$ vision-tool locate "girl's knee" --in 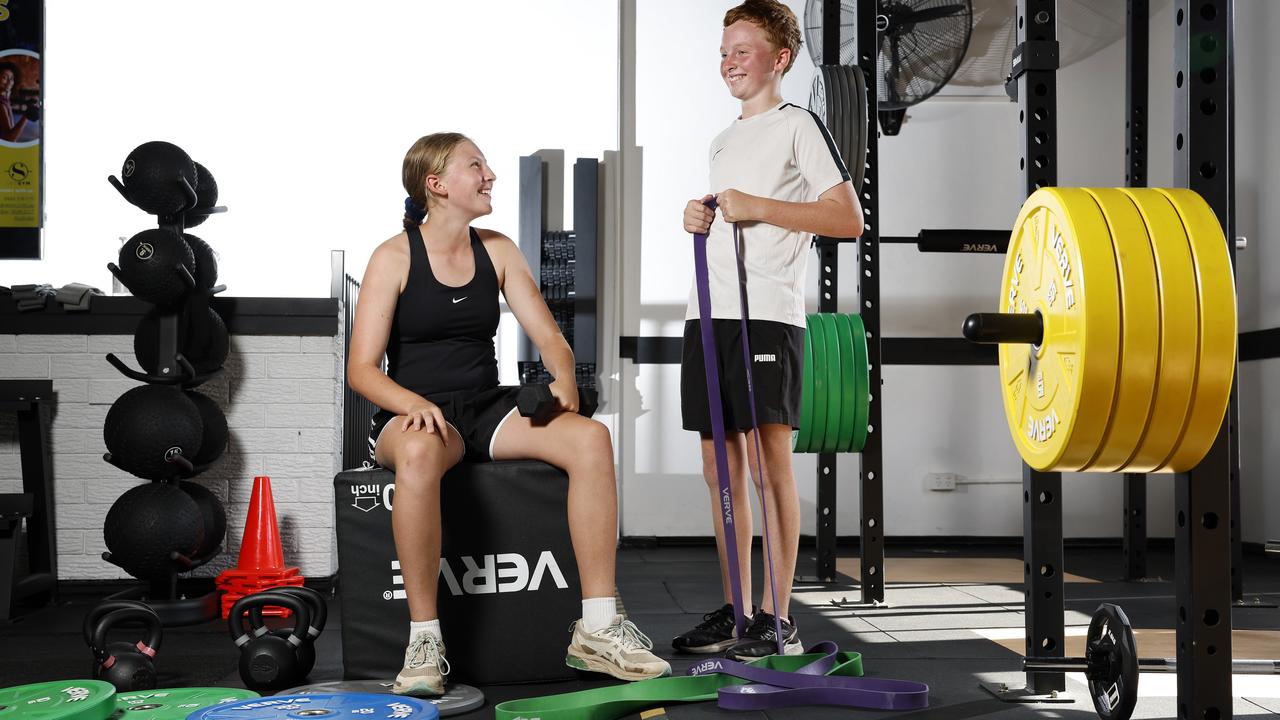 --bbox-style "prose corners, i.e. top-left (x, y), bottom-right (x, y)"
top-left (393, 436), bottom-right (451, 479)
